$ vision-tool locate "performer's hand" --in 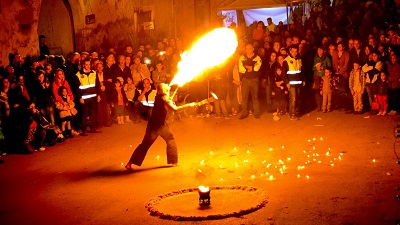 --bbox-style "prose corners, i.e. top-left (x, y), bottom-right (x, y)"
top-left (97, 96), bottom-right (101, 102)
top-left (80, 98), bottom-right (84, 104)
top-left (286, 84), bottom-right (290, 89)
